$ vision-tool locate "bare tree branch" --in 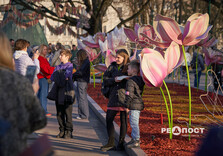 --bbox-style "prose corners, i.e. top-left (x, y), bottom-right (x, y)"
top-left (111, 4), bottom-right (128, 28)
top-left (115, 0), bottom-right (150, 28)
